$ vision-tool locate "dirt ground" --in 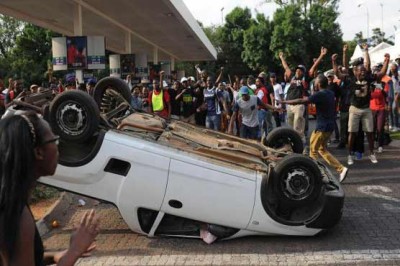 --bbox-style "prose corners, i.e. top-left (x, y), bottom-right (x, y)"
top-left (30, 197), bottom-right (59, 221)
